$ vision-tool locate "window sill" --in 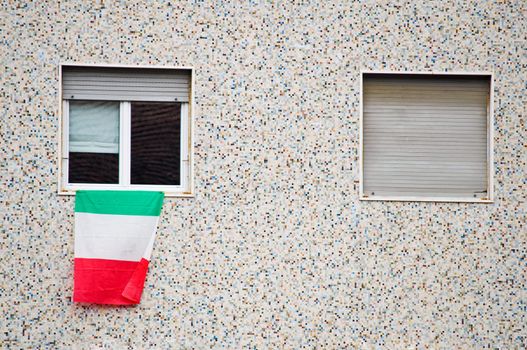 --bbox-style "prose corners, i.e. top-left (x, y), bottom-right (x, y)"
top-left (58, 189), bottom-right (195, 198)
top-left (359, 195), bottom-right (493, 204)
